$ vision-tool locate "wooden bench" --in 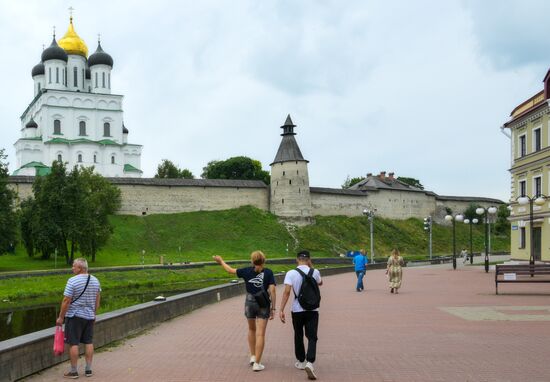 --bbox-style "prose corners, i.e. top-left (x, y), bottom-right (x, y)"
top-left (495, 264), bottom-right (550, 294)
